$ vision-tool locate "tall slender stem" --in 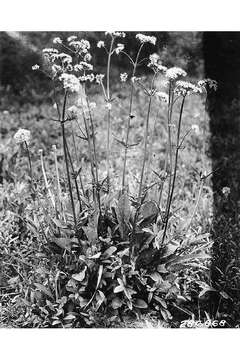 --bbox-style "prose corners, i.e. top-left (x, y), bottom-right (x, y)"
top-left (86, 97), bottom-right (101, 212)
top-left (161, 95), bottom-right (186, 244)
top-left (24, 141), bottom-right (33, 190)
top-left (61, 91), bottom-right (77, 228)
top-left (65, 140), bottom-right (82, 213)
top-left (165, 83), bottom-right (174, 213)
top-left (185, 177), bottom-right (204, 232)
top-left (106, 37), bottom-right (114, 192)
top-left (122, 44), bottom-right (144, 191)
top-left (138, 95), bottom-right (152, 199)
